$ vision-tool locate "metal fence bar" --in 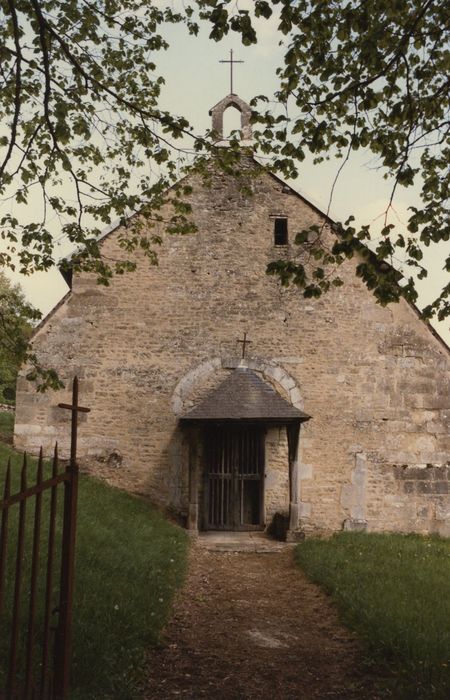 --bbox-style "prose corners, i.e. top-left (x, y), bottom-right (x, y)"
top-left (53, 460), bottom-right (78, 700)
top-left (41, 444), bottom-right (59, 698)
top-left (0, 460), bottom-right (11, 624)
top-left (2, 472), bottom-right (70, 509)
top-left (54, 376), bottom-right (88, 700)
top-left (24, 449), bottom-right (44, 699)
top-left (7, 455), bottom-right (28, 698)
